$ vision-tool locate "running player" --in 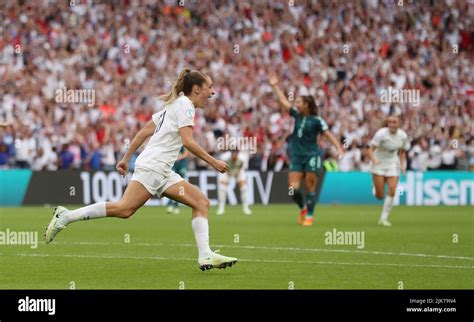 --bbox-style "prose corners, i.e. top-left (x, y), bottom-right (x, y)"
top-left (166, 147), bottom-right (189, 215)
top-left (217, 149), bottom-right (252, 215)
top-left (269, 75), bottom-right (344, 226)
top-left (368, 115), bottom-right (409, 226)
top-left (45, 68), bottom-right (238, 271)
